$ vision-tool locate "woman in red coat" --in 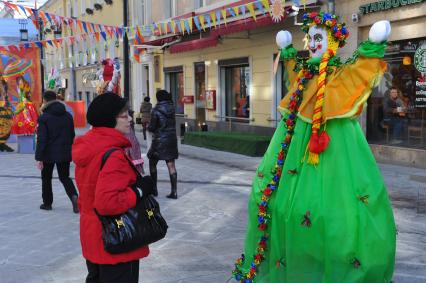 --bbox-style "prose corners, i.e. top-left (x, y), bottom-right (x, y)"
top-left (73, 93), bottom-right (153, 283)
